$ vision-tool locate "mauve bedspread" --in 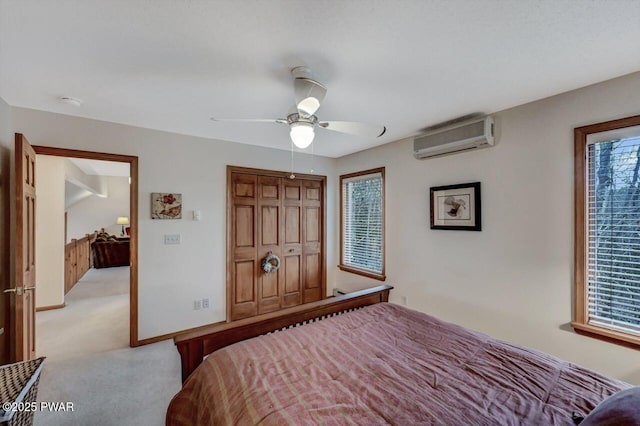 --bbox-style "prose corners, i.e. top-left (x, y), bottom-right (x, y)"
top-left (166, 303), bottom-right (629, 425)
